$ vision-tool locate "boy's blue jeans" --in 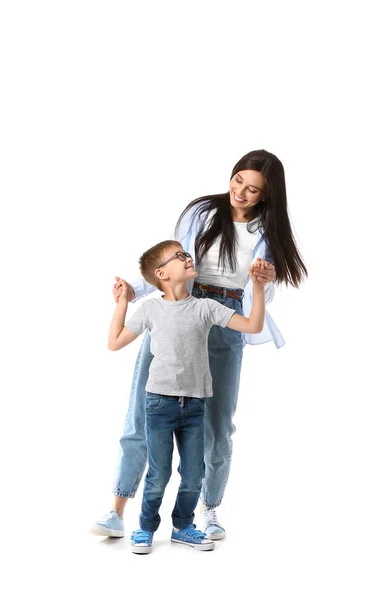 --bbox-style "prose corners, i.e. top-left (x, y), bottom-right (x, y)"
top-left (140, 392), bottom-right (205, 532)
top-left (112, 287), bottom-right (244, 508)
